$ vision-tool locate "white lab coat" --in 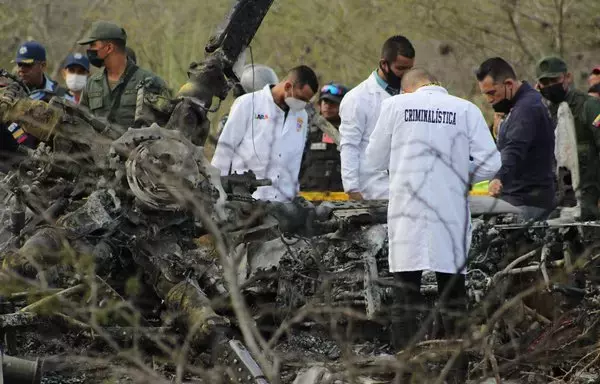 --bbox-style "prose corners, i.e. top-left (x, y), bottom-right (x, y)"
top-left (211, 85), bottom-right (308, 201)
top-left (339, 73), bottom-right (391, 199)
top-left (365, 85), bottom-right (501, 274)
